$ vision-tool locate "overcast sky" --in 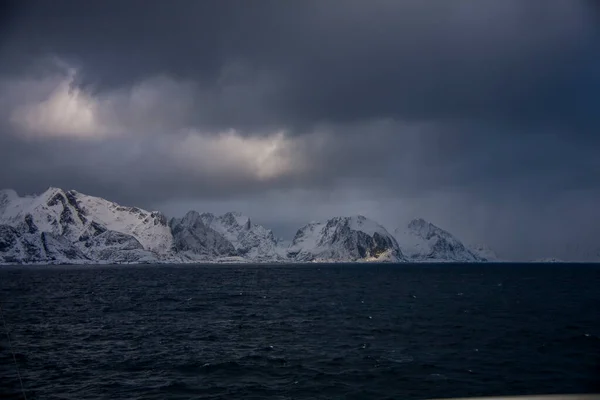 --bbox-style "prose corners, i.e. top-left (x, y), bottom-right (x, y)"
top-left (1, 0), bottom-right (599, 260)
